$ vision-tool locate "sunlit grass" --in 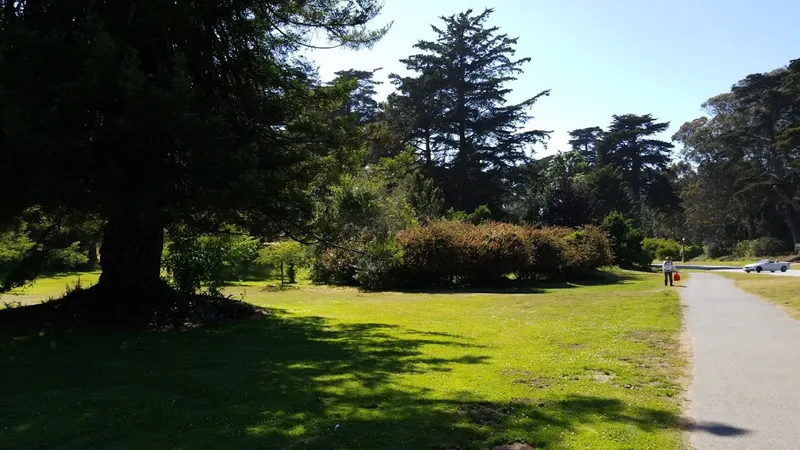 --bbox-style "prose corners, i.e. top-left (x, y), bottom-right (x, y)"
top-left (674, 256), bottom-right (796, 267)
top-left (1, 271), bottom-right (101, 306)
top-left (716, 272), bottom-right (800, 321)
top-left (0, 269), bottom-right (686, 449)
